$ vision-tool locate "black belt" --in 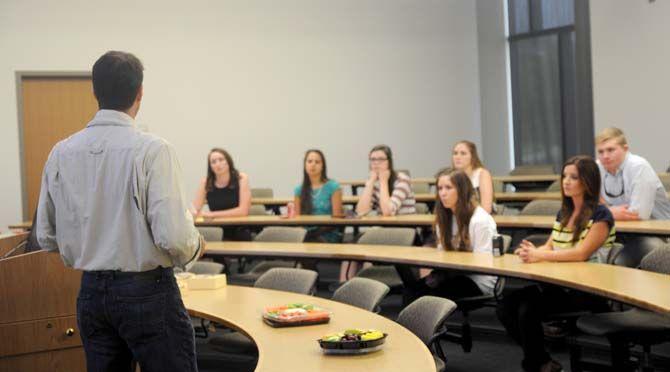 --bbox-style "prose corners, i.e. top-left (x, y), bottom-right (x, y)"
top-left (83, 266), bottom-right (172, 280)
